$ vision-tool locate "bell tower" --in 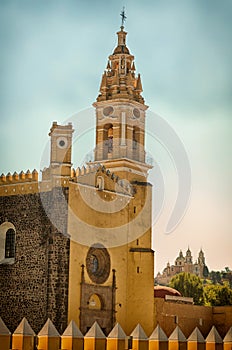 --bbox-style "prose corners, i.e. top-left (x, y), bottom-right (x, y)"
top-left (68, 13), bottom-right (155, 336)
top-left (92, 22), bottom-right (151, 181)
top-left (48, 121), bottom-right (74, 177)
